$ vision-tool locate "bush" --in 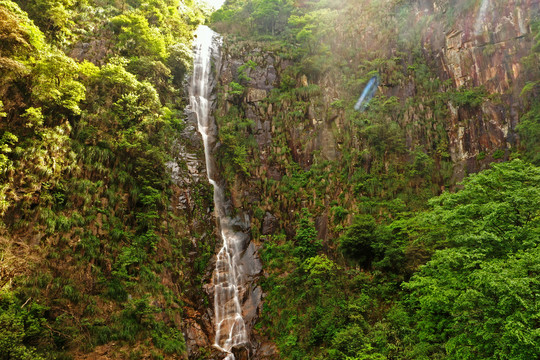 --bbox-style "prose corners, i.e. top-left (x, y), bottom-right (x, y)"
top-left (110, 13), bottom-right (166, 59)
top-left (448, 86), bottom-right (487, 107)
top-left (0, 290), bottom-right (51, 360)
top-left (339, 215), bottom-right (377, 267)
top-left (404, 160), bottom-right (540, 359)
top-left (294, 208), bottom-right (321, 259)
